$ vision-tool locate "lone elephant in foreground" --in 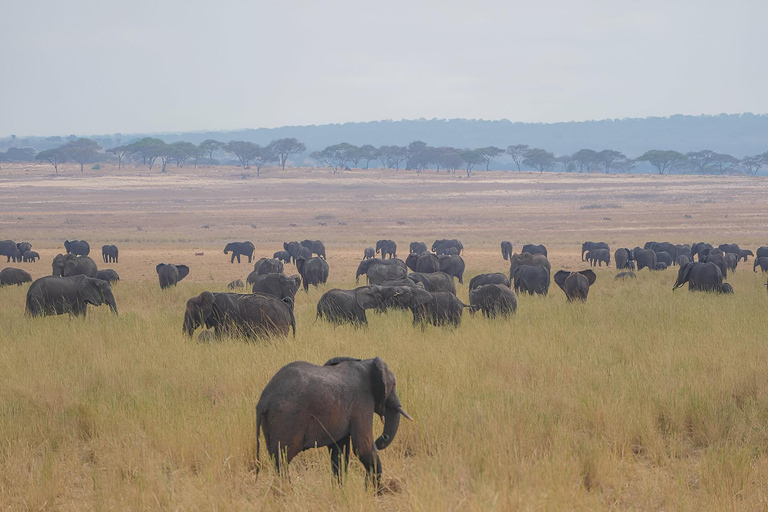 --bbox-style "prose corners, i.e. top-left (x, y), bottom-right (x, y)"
top-left (156, 263), bottom-right (190, 289)
top-left (255, 357), bottom-right (412, 487)
top-left (26, 275), bottom-right (117, 317)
